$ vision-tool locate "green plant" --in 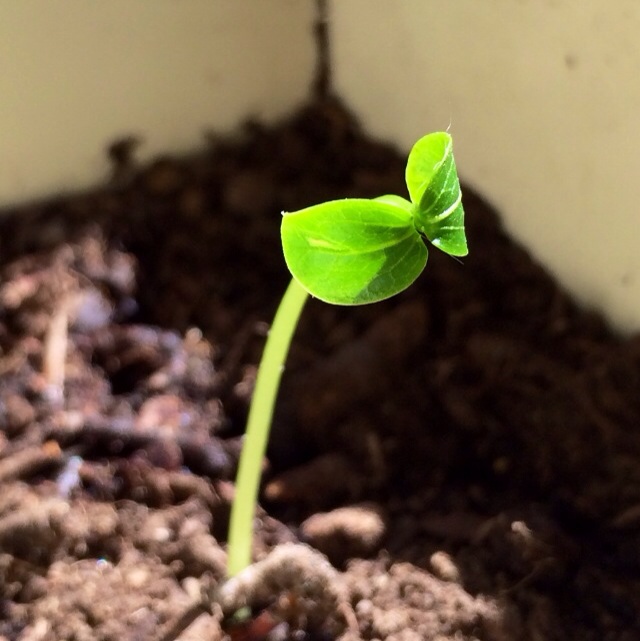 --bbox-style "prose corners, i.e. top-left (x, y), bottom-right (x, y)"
top-left (226, 132), bottom-right (467, 576)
